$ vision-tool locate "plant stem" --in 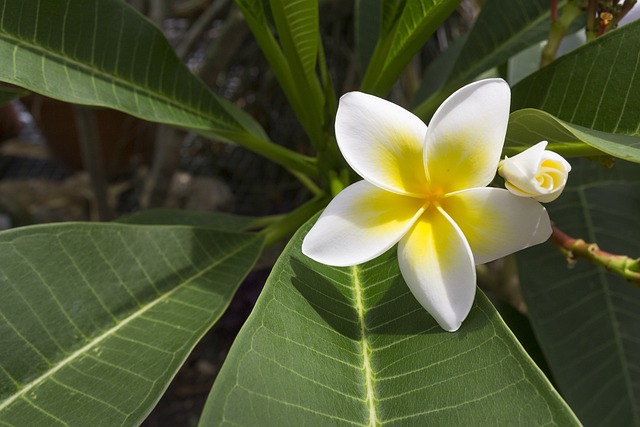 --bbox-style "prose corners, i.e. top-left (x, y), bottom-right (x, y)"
top-left (586, 0), bottom-right (598, 41)
top-left (549, 224), bottom-right (640, 284)
top-left (606, 0), bottom-right (638, 31)
top-left (245, 214), bottom-right (287, 230)
top-left (502, 142), bottom-right (606, 158)
top-left (291, 170), bottom-right (324, 196)
top-left (73, 106), bottom-right (113, 221)
top-left (216, 130), bottom-right (319, 178)
top-left (540, 1), bottom-right (584, 67)
top-left (260, 194), bottom-right (329, 247)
